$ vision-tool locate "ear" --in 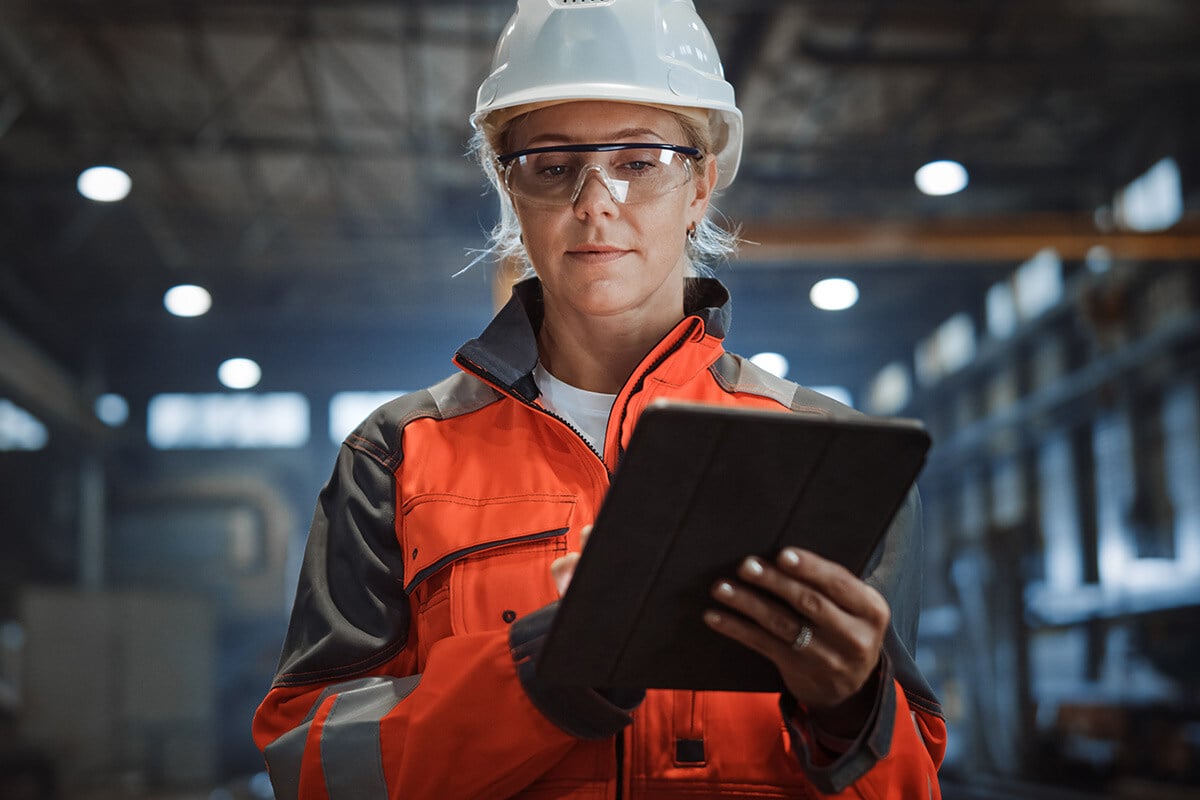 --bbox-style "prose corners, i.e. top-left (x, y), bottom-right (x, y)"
top-left (688, 156), bottom-right (719, 222)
